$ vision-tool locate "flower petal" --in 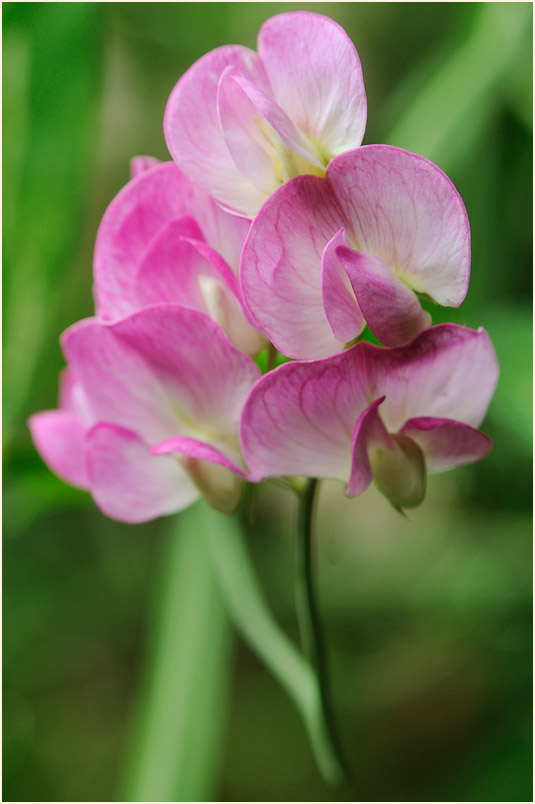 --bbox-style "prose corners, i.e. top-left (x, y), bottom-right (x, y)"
top-left (152, 436), bottom-right (245, 513)
top-left (399, 417), bottom-right (493, 473)
top-left (28, 410), bottom-right (89, 489)
top-left (321, 229), bottom-right (364, 344)
top-left (240, 350), bottom-right (368, 481)
top-left (327, 145), bottom-right (470, 306)
top-left (134, 218), bottom-right (225, 310)
top-left (107, 305), bottom-right (261, 439)
top-left (364, 324), bottom-right (499, 433)
top-left (151, 436), bottom-right (248, 476)
top-left (346, 397), bottom-right (391, 497)
top-left (94, 162), bottom-right (249, 319)
top-left (240, 175), bottom-right (346, 358)
top-left (337, 246), bottom-right (431, 346)
top-left (218, 67), bottom-right (323, 190)
top-left (258, 12), bottom-right (366, 160)
top-left (86, 423), bottom-right (198, 523)
top-left (164, 45), bottom-right (269, 216)
top-left (62, 307), bottom-right (261, 447)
